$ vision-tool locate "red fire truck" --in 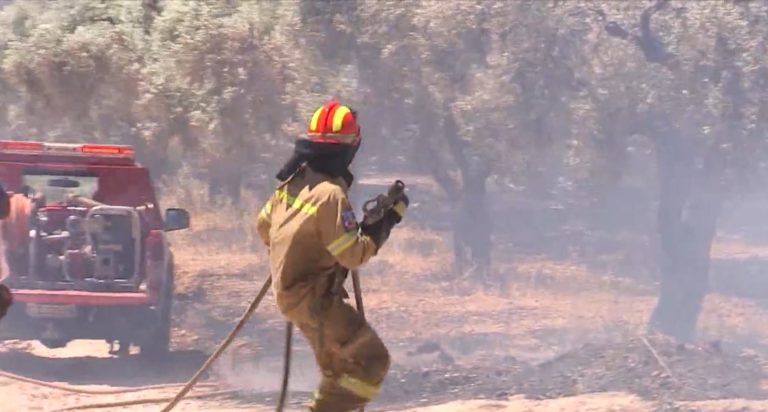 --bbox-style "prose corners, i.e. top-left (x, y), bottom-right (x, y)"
top-left (0, 140), bottom-right (189, 356)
